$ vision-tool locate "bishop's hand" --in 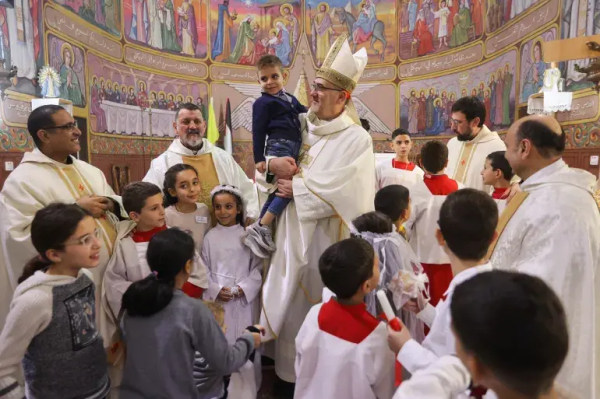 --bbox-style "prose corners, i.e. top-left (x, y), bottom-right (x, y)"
top-left (268, 157), bottom-right (297, 180)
